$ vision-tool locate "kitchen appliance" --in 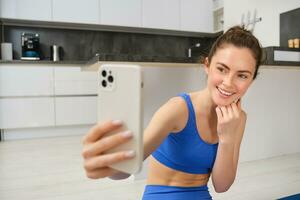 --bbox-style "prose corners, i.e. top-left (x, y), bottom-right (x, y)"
top-left (21, 33), bottom-right (40, 60)
top-left (1, 42), bottom-right (13, 60)
top-left (50, 45), bottom-right (62, 61)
